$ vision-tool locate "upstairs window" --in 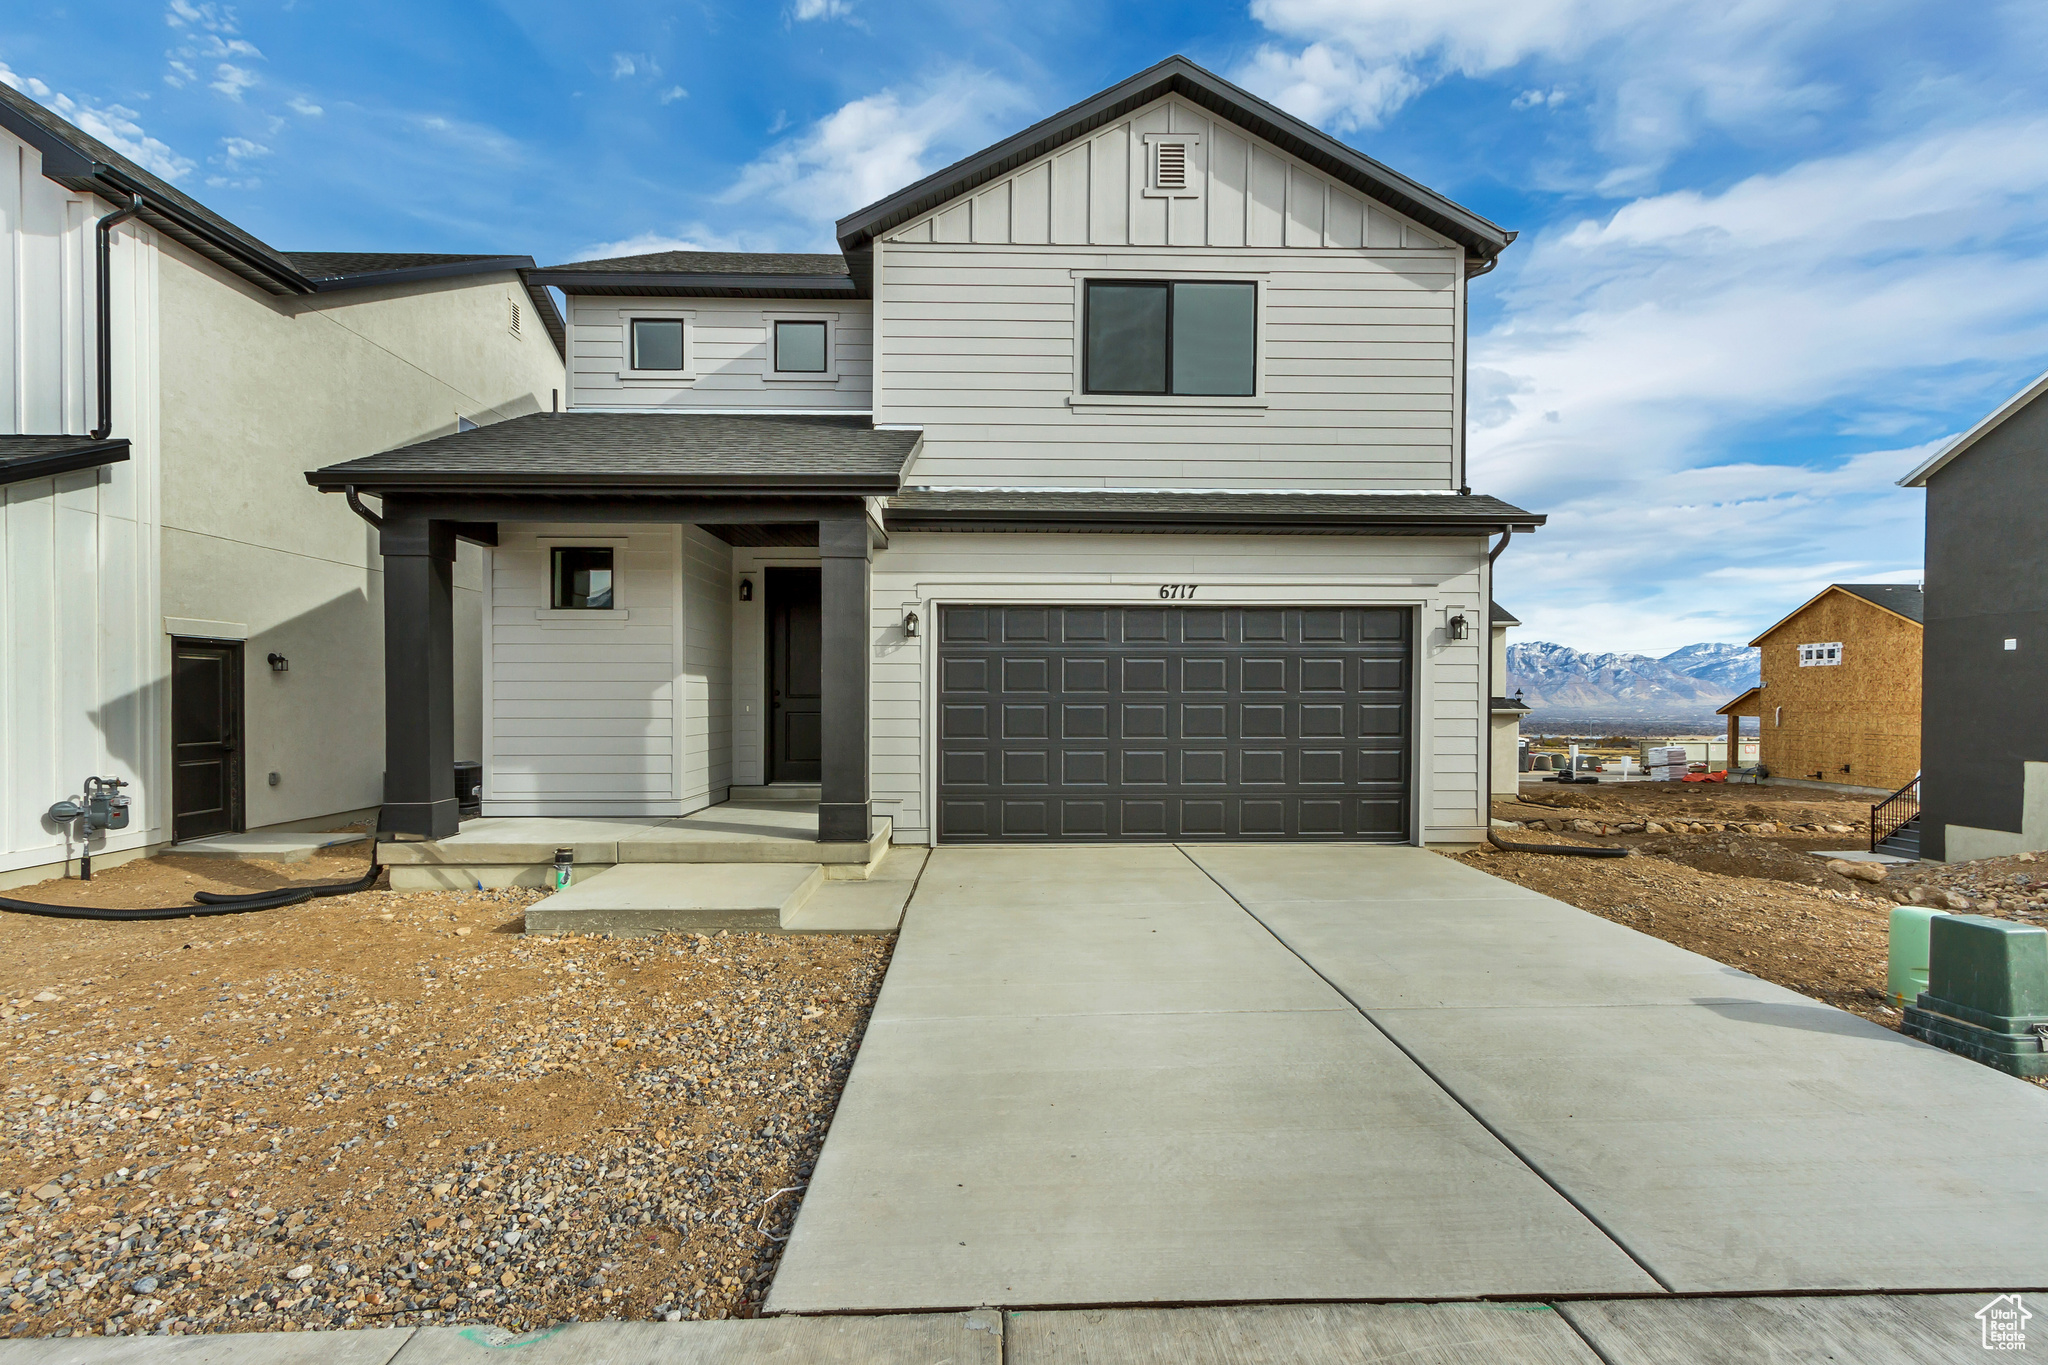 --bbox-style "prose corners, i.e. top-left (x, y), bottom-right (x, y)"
top-left (1084, 280), bottom-right (1255, 397)
top-left (551, 547), bottom-right (615, 610)
top-left (774, 320), bottom-right (828, 373)
top-left (630, 318), bottom-right (685, 371)
top-left (1798, 642), bottom-right (1843, 667)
